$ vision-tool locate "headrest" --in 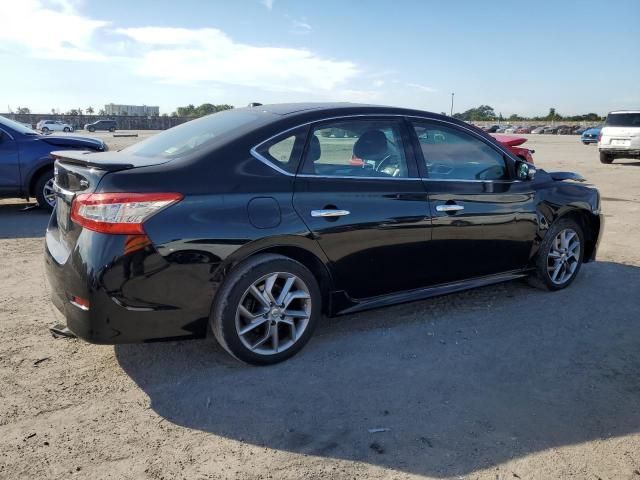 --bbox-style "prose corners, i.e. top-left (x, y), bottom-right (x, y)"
top-left (353, 130), bottom-right (388, 159)
top-left (308, 135), bottom-right (321, 162)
